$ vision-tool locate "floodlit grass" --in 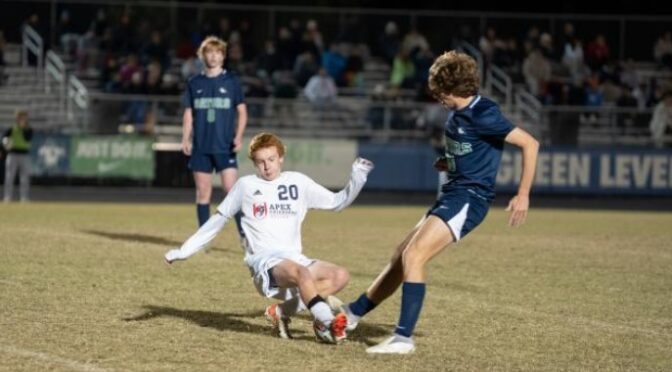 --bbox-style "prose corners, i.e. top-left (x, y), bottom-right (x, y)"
top-left (1, 202), bottom-right (671, 371)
